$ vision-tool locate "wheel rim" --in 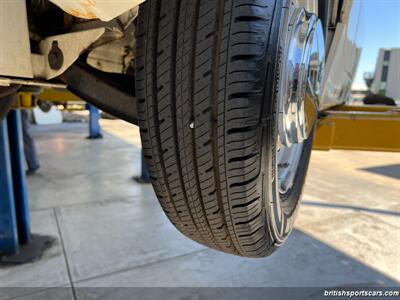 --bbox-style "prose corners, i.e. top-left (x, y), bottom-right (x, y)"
top-left (277, 8), bottom-right (325, 195)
